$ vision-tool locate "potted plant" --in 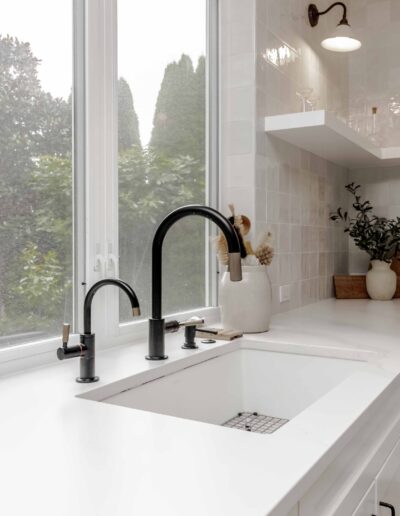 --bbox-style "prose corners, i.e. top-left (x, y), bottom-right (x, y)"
top-left (331, 183), bottom-right (400, 300)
